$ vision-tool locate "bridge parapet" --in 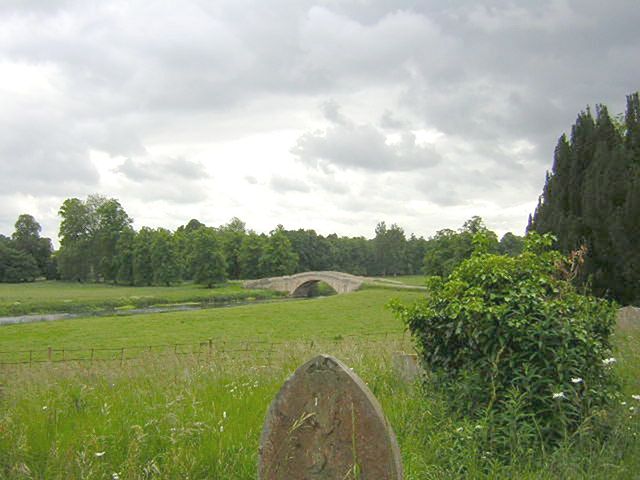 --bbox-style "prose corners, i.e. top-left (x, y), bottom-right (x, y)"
top-left (244, 271), bottom-right (364, 296)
